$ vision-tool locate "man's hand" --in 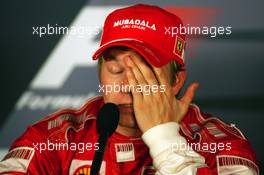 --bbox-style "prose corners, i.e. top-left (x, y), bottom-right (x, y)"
top-left (125, 54), bottom-right (199, 133)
